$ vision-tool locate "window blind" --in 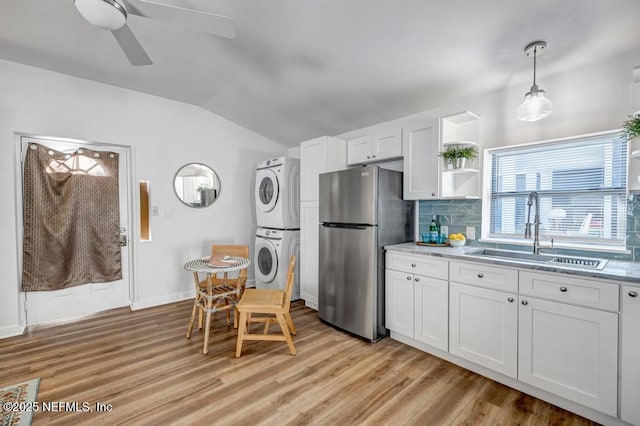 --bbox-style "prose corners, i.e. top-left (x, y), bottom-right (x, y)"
top-left (488, 132), bottom-right (627, 245)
